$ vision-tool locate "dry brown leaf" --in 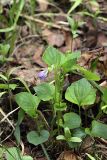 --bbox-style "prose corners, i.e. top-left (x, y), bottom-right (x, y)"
top-left (72, 37), bottom-right (82, 51)
top-left (13, 68), bottom-right (39, 86)
top-left (97, 33), bottom-right (107, 47)
top-left (42, 29), bottom-right (65, 47)
top-left (60, 32), bottom-right (72, 52)
top-left (37, 0), bottom-right (48, 12)
top-left (32, 45), bottom-right (46, 67)
top-left (57, 151), bottom-right (78, 160)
